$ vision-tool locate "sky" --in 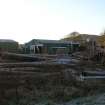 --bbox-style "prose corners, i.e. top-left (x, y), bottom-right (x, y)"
top-left (0, 0), bottom-right (105, 43)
